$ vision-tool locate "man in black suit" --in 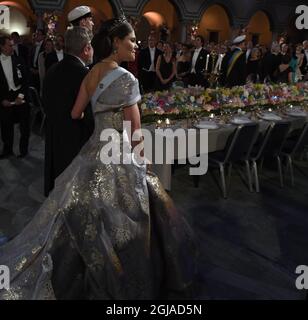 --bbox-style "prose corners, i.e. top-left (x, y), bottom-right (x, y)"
top-left (29, 29), bottom-right (45, 91)
top-left (220, 35), bottom-right (247, 87)
top-left (260, 42), bottom-right (281, 82)
top-left (0, 35), bottom-right (30, 159)
top-left (187, 35), bottom-right (209, 87)
top-left (138, 35), bottom-right (162, 92)
top-left (11, 32), bottom-right (29, 66)
top-left (45, 34), bottom-right (65, 72)
top-left (43, 27), bottom-right (94, 196)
